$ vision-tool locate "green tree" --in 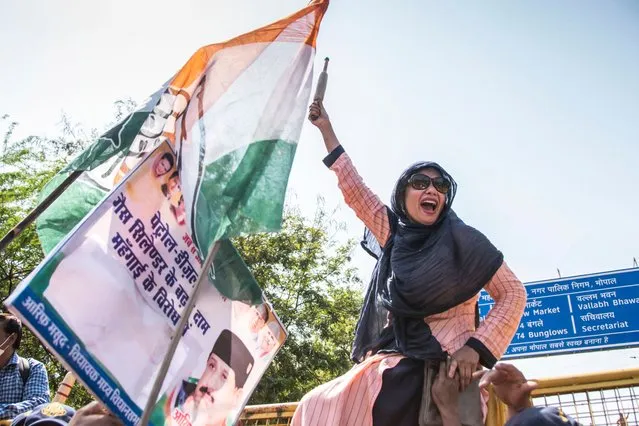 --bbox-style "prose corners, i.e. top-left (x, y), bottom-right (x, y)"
top-left (0, 113), bottom-right (95, 407)
top-left (235, 201), bottom-right (364, 404)
top-left (1, 107), bottom-right (365, 410)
